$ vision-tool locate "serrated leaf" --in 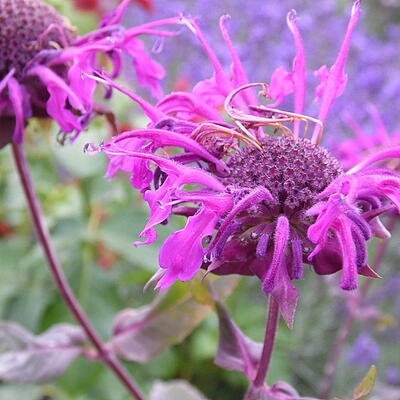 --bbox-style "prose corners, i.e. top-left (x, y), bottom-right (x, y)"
top-left (214, 301), bottom-right (263, 380)
top-left (150, 380), bottom-right (209, 400)
top-left (110, 275), bottom-right (239, 362)
top-left (0, 321), bottom-right (86, 383)
top-left (353, 365), bottom-right (377, 400)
